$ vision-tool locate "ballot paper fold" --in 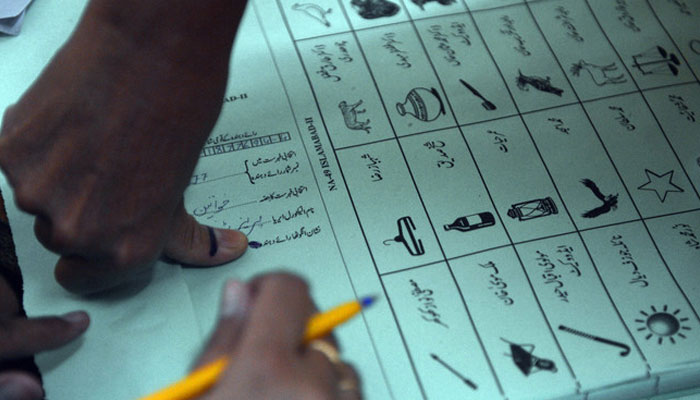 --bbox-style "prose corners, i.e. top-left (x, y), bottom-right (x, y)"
top-left (0, 0), bottom-right (32, 35)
